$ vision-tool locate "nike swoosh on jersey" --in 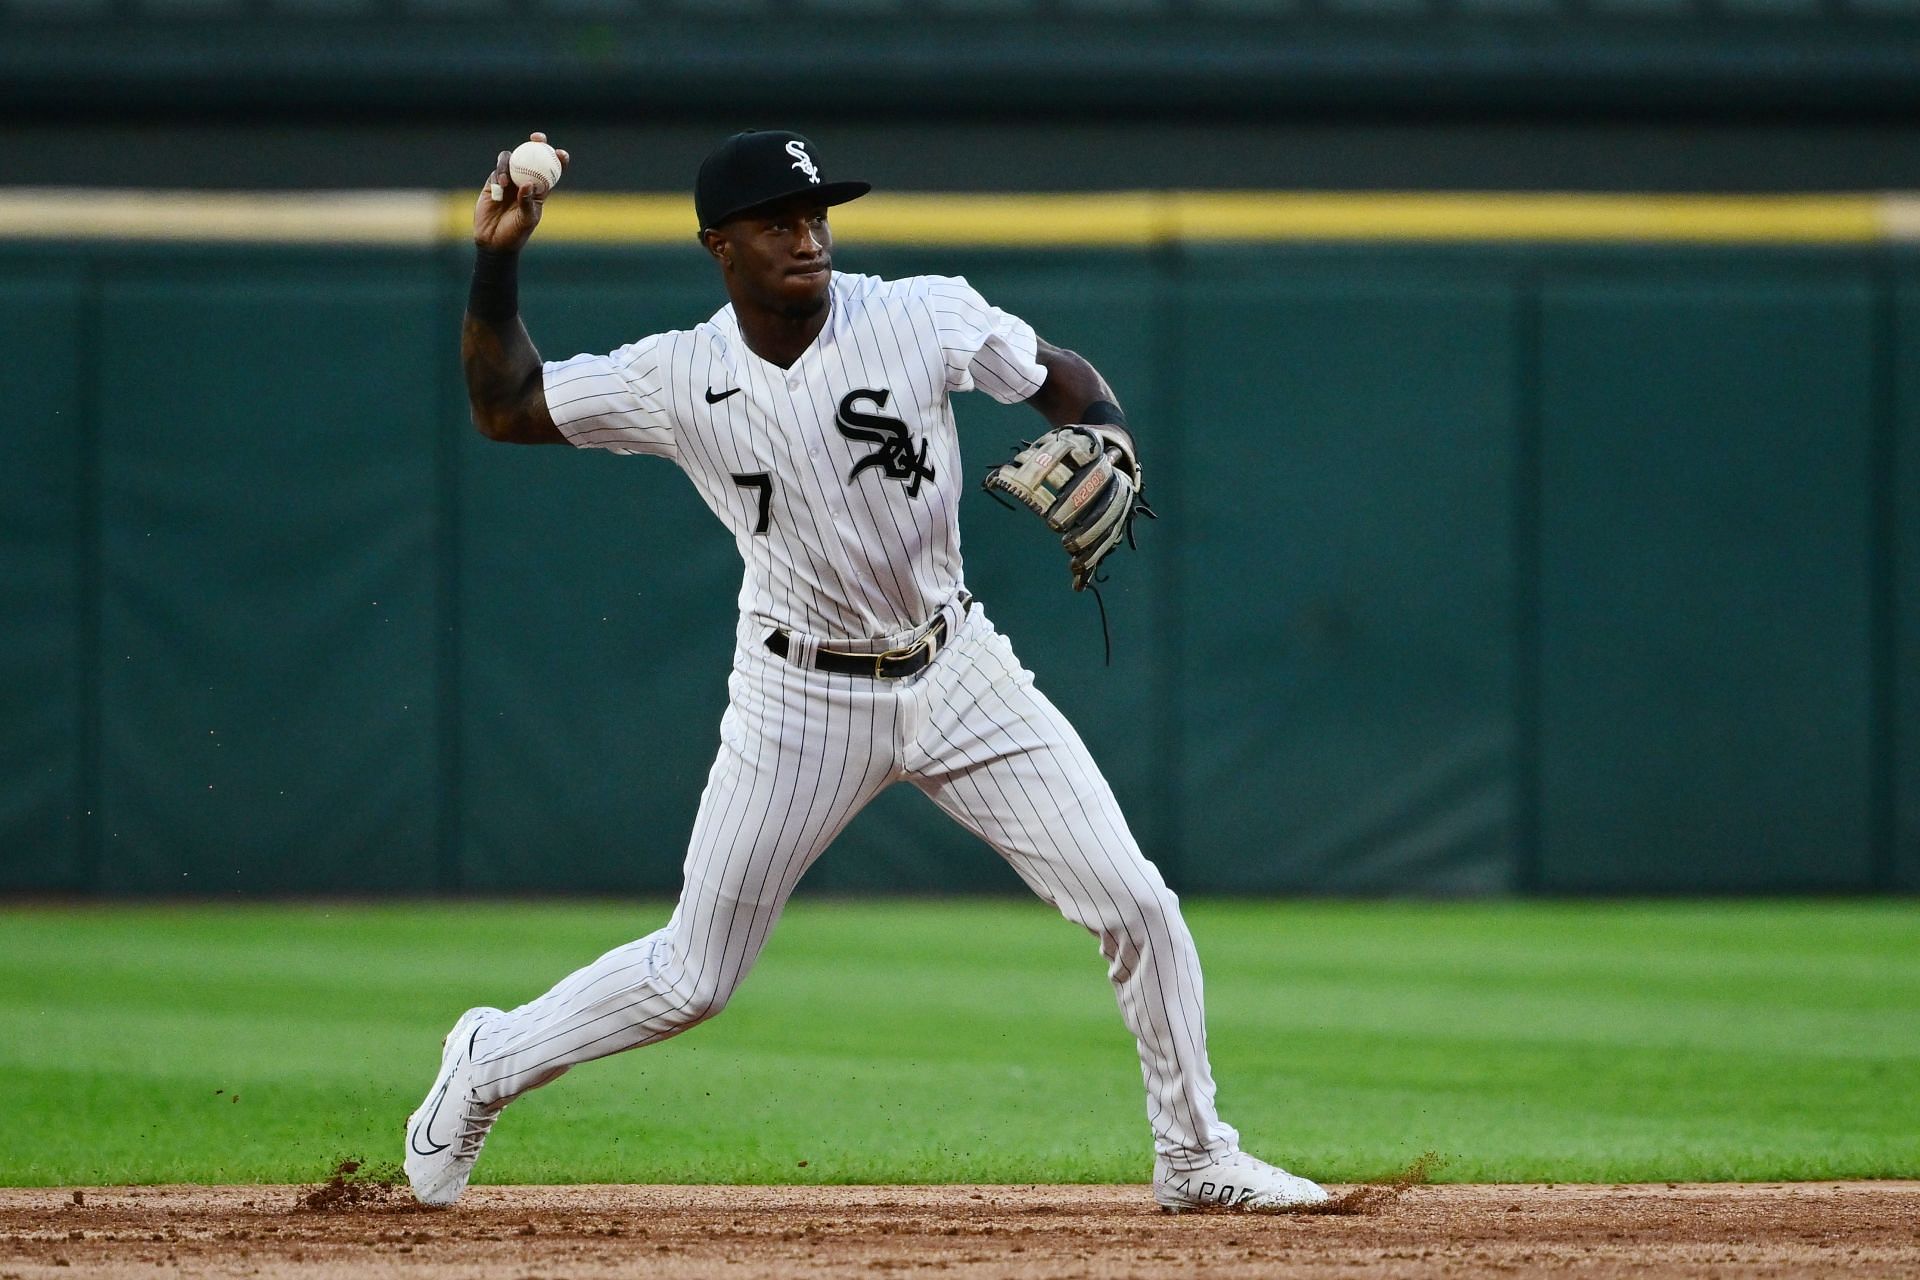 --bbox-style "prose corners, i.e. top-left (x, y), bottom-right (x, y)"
top-left (705, 386), bottom-right (742, 404)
